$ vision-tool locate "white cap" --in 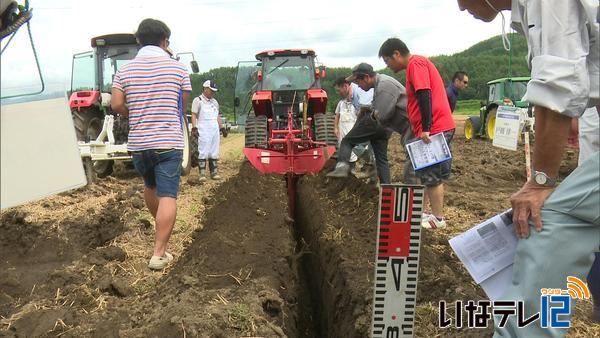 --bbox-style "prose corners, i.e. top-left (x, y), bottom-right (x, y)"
top-left (203, 80), bottom-right (218, 92)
